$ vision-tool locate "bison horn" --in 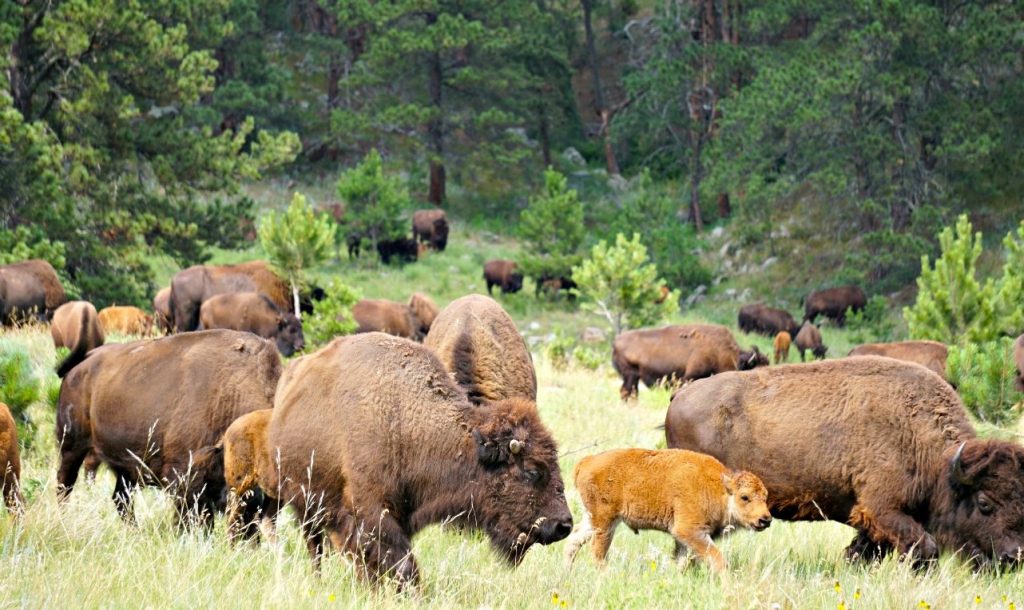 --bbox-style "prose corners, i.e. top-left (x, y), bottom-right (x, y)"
top-left (951, 441), bottom-right (973, 488)
top-left (509, 439), bottom-right (524, 455)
